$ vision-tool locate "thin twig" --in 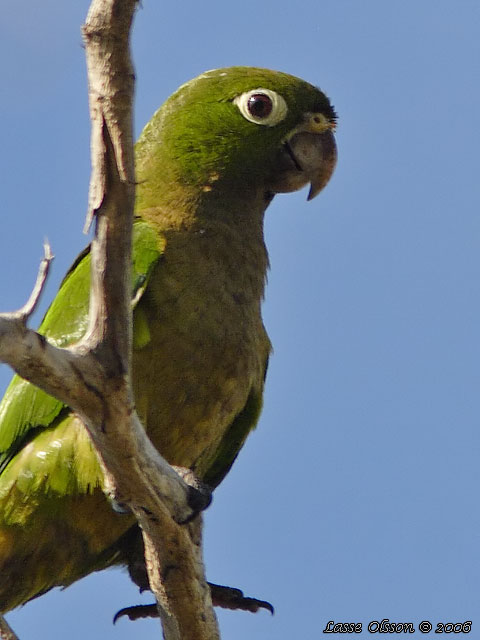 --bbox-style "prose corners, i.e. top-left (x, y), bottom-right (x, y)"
top-left (9, 241), bottom-right (54, 323)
